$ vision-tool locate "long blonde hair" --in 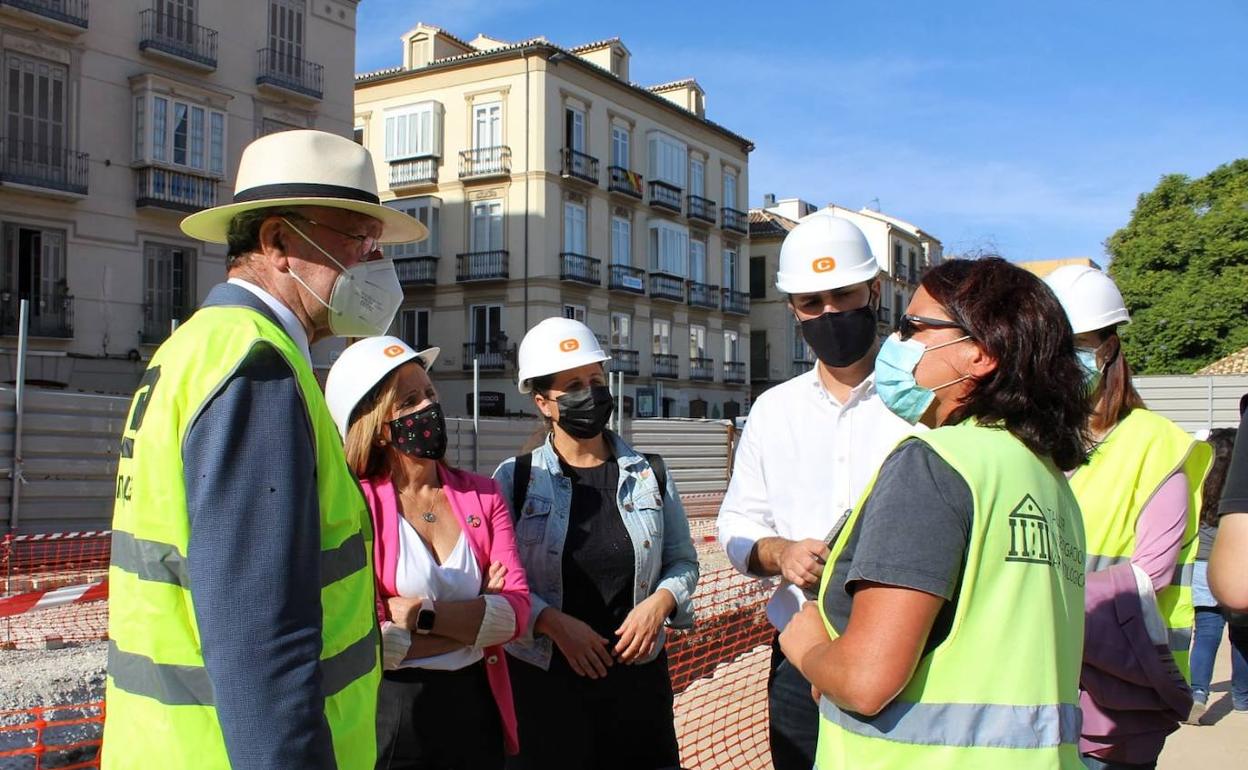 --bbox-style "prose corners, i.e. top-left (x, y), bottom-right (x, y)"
top-left (343, 369), bottom-right (404, 481)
